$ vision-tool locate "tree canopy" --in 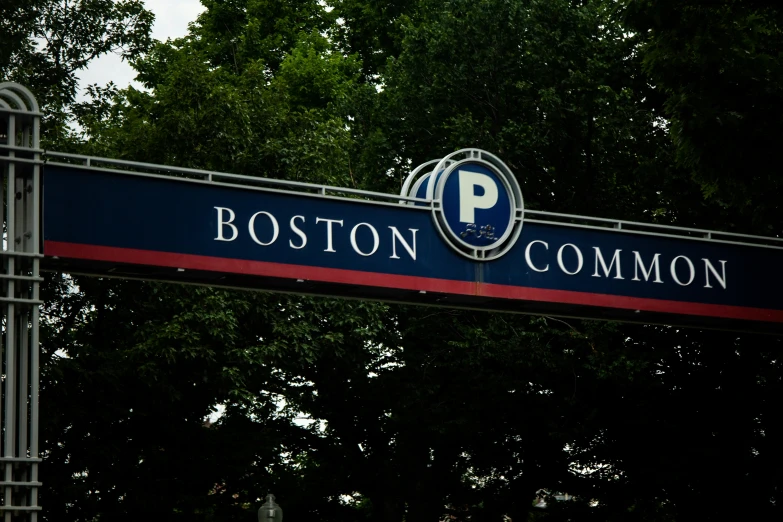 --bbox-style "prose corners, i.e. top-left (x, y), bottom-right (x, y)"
top-left (4, 0), bottom-right (783, 520)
